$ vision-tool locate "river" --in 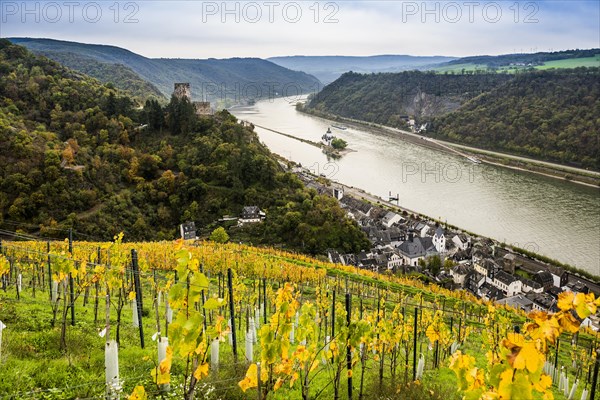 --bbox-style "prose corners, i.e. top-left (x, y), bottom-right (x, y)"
top-left (231, 97), bottom-right (600, 276)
